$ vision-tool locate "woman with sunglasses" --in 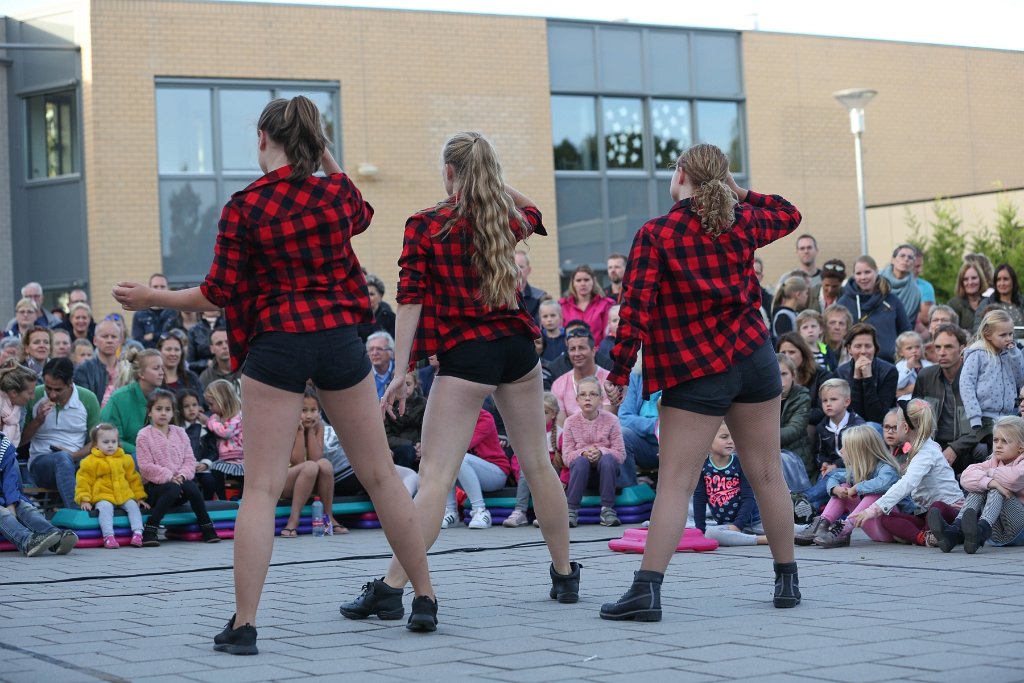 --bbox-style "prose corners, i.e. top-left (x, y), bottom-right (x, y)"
top-left (602, 143), bottom-right (803, 622)
top-left (339, 132), bottom-right (579, 630)
top-left (113, 95), bottom-right (434, 653)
